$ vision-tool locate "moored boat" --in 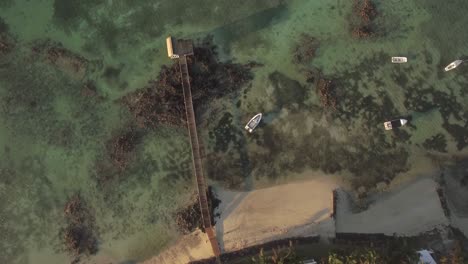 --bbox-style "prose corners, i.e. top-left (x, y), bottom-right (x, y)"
top-left (444, 60), bottom-right (463, 72)
top-left (384, 118), bottom-right (407, 130)
top-left (391, 57), bottom-right (407, 63)
top-left (245, 113), bottom-right (262, 133)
